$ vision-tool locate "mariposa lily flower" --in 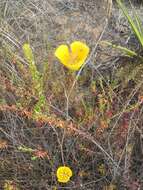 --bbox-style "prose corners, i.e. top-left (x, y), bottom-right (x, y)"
top-left (56, 166), bottom-right (73, 183)
top-left (55, 41), bottom-right (90, 71)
